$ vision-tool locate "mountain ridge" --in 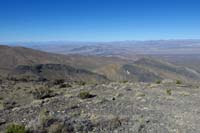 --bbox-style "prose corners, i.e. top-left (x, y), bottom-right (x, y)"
top-left (0, 44), bottom-right (200, 82)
